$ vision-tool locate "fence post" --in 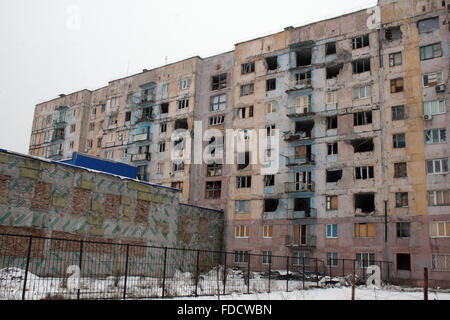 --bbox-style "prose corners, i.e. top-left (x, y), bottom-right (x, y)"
top-left (315, 258), bottom-right (319, 287)
top-left (123, 244), bottom-right (130, 300)
top-left (302, 257), bottom-right (305, 289)
top-left (268, 261), bottom-right (271, 294)
top-left (342, 259), bottom-right (345, 278)
top-left (351, 271), bottom-right (355, 300)
top-left (161, 247), bottom-right (168, 298)
top-left (286, 256), bottom-right (289, 293)
top-left (223, 252), bottom-right (227, 296)
top-left (247, 255), bottom-right (250, 295)
top-left (424, 267), bottom-right (428, 301)
top-left (77, 240), bottom-right (83, 300)
top-left (195, 250), bottom-right (200, 297)
top-left (22, 235), bottom-right (33, 301)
